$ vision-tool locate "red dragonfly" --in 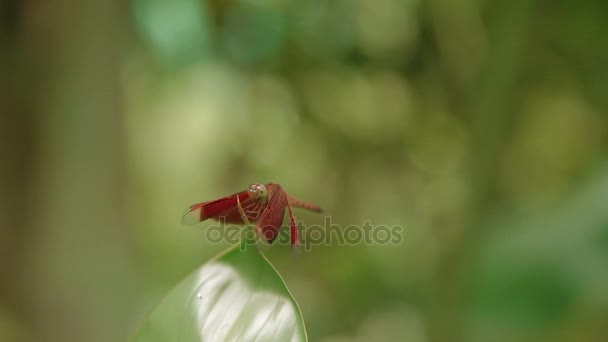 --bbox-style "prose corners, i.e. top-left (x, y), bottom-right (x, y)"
top-left (182, 183), bottom-right (322, 247)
